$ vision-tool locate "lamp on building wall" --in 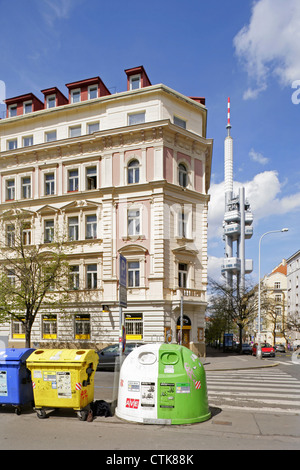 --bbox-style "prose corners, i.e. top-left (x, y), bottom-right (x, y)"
top-left (257, 228), bottom-right (289, 359)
